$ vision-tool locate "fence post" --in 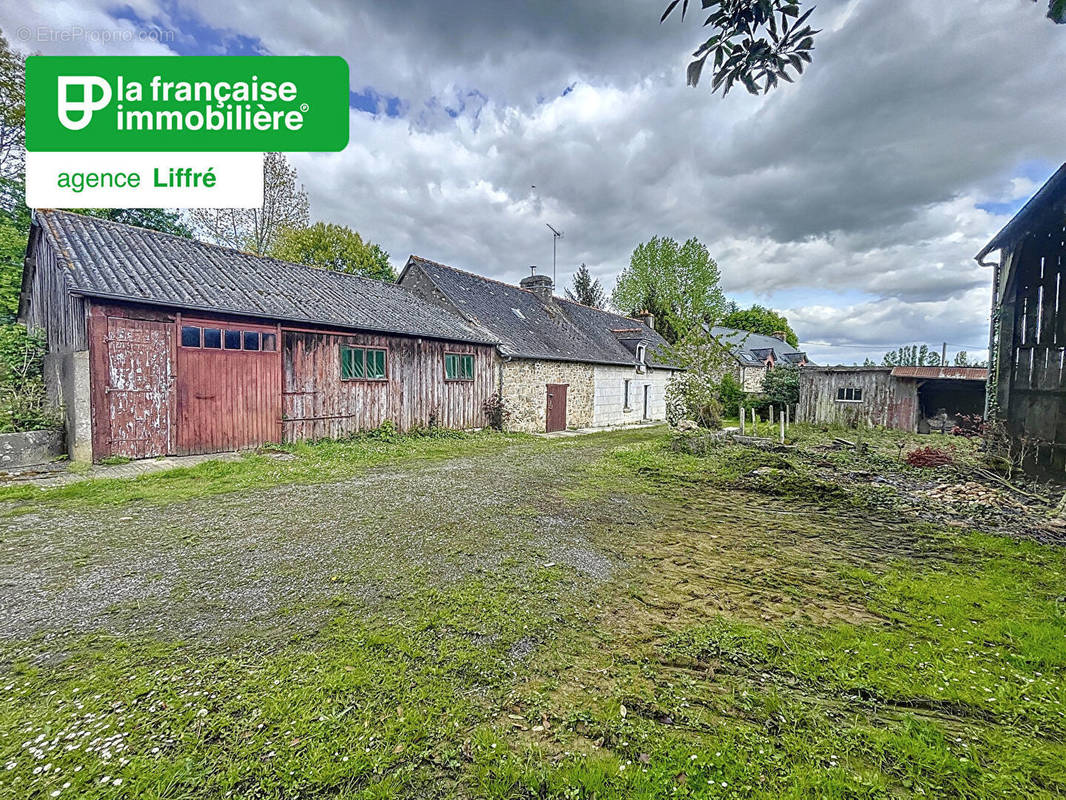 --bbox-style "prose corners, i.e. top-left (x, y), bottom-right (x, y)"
top-left (780, 411), bottom-right (785, 444)
top-left (739, 406), bottom-right (745, 435)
